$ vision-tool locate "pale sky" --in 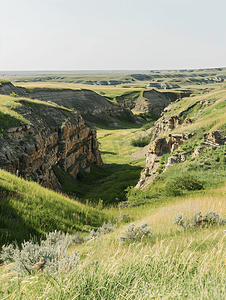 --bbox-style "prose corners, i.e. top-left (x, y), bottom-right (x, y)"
top-left (0, 0), bottom-right (225, 71)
